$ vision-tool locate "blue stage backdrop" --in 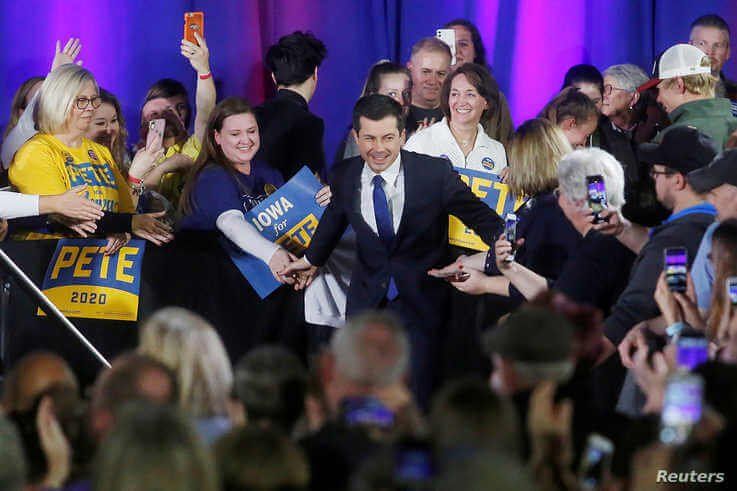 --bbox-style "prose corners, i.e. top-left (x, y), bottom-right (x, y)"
top-left (1, 0), bottom-right (736, 169)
